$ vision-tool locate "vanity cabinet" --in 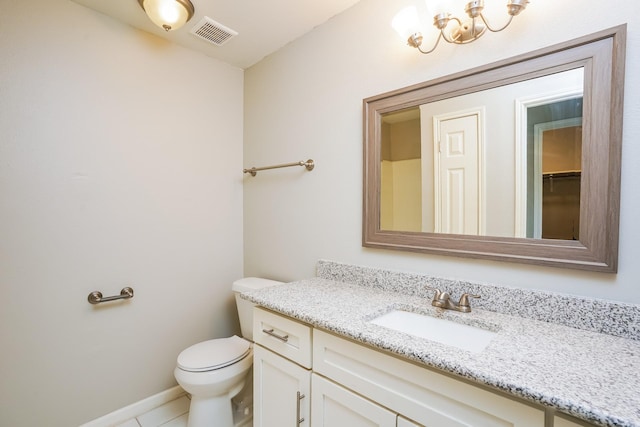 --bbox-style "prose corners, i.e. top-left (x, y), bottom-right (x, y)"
top-left (253, 308), bottom-right (312, 427)
top-left (313, 329), bottom-right (544, 427)
top-left (253, 307), bottom-right (595, 427)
